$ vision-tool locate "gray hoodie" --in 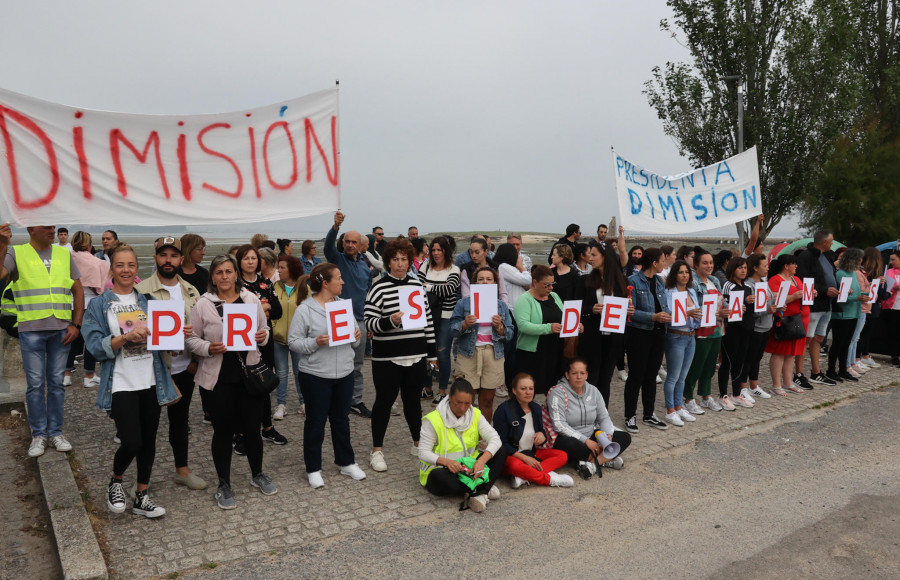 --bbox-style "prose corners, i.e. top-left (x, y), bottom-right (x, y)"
top-left (547, 377), bottom-right (615, 443)
top-left (288, 296), bottom-right (360, 379)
